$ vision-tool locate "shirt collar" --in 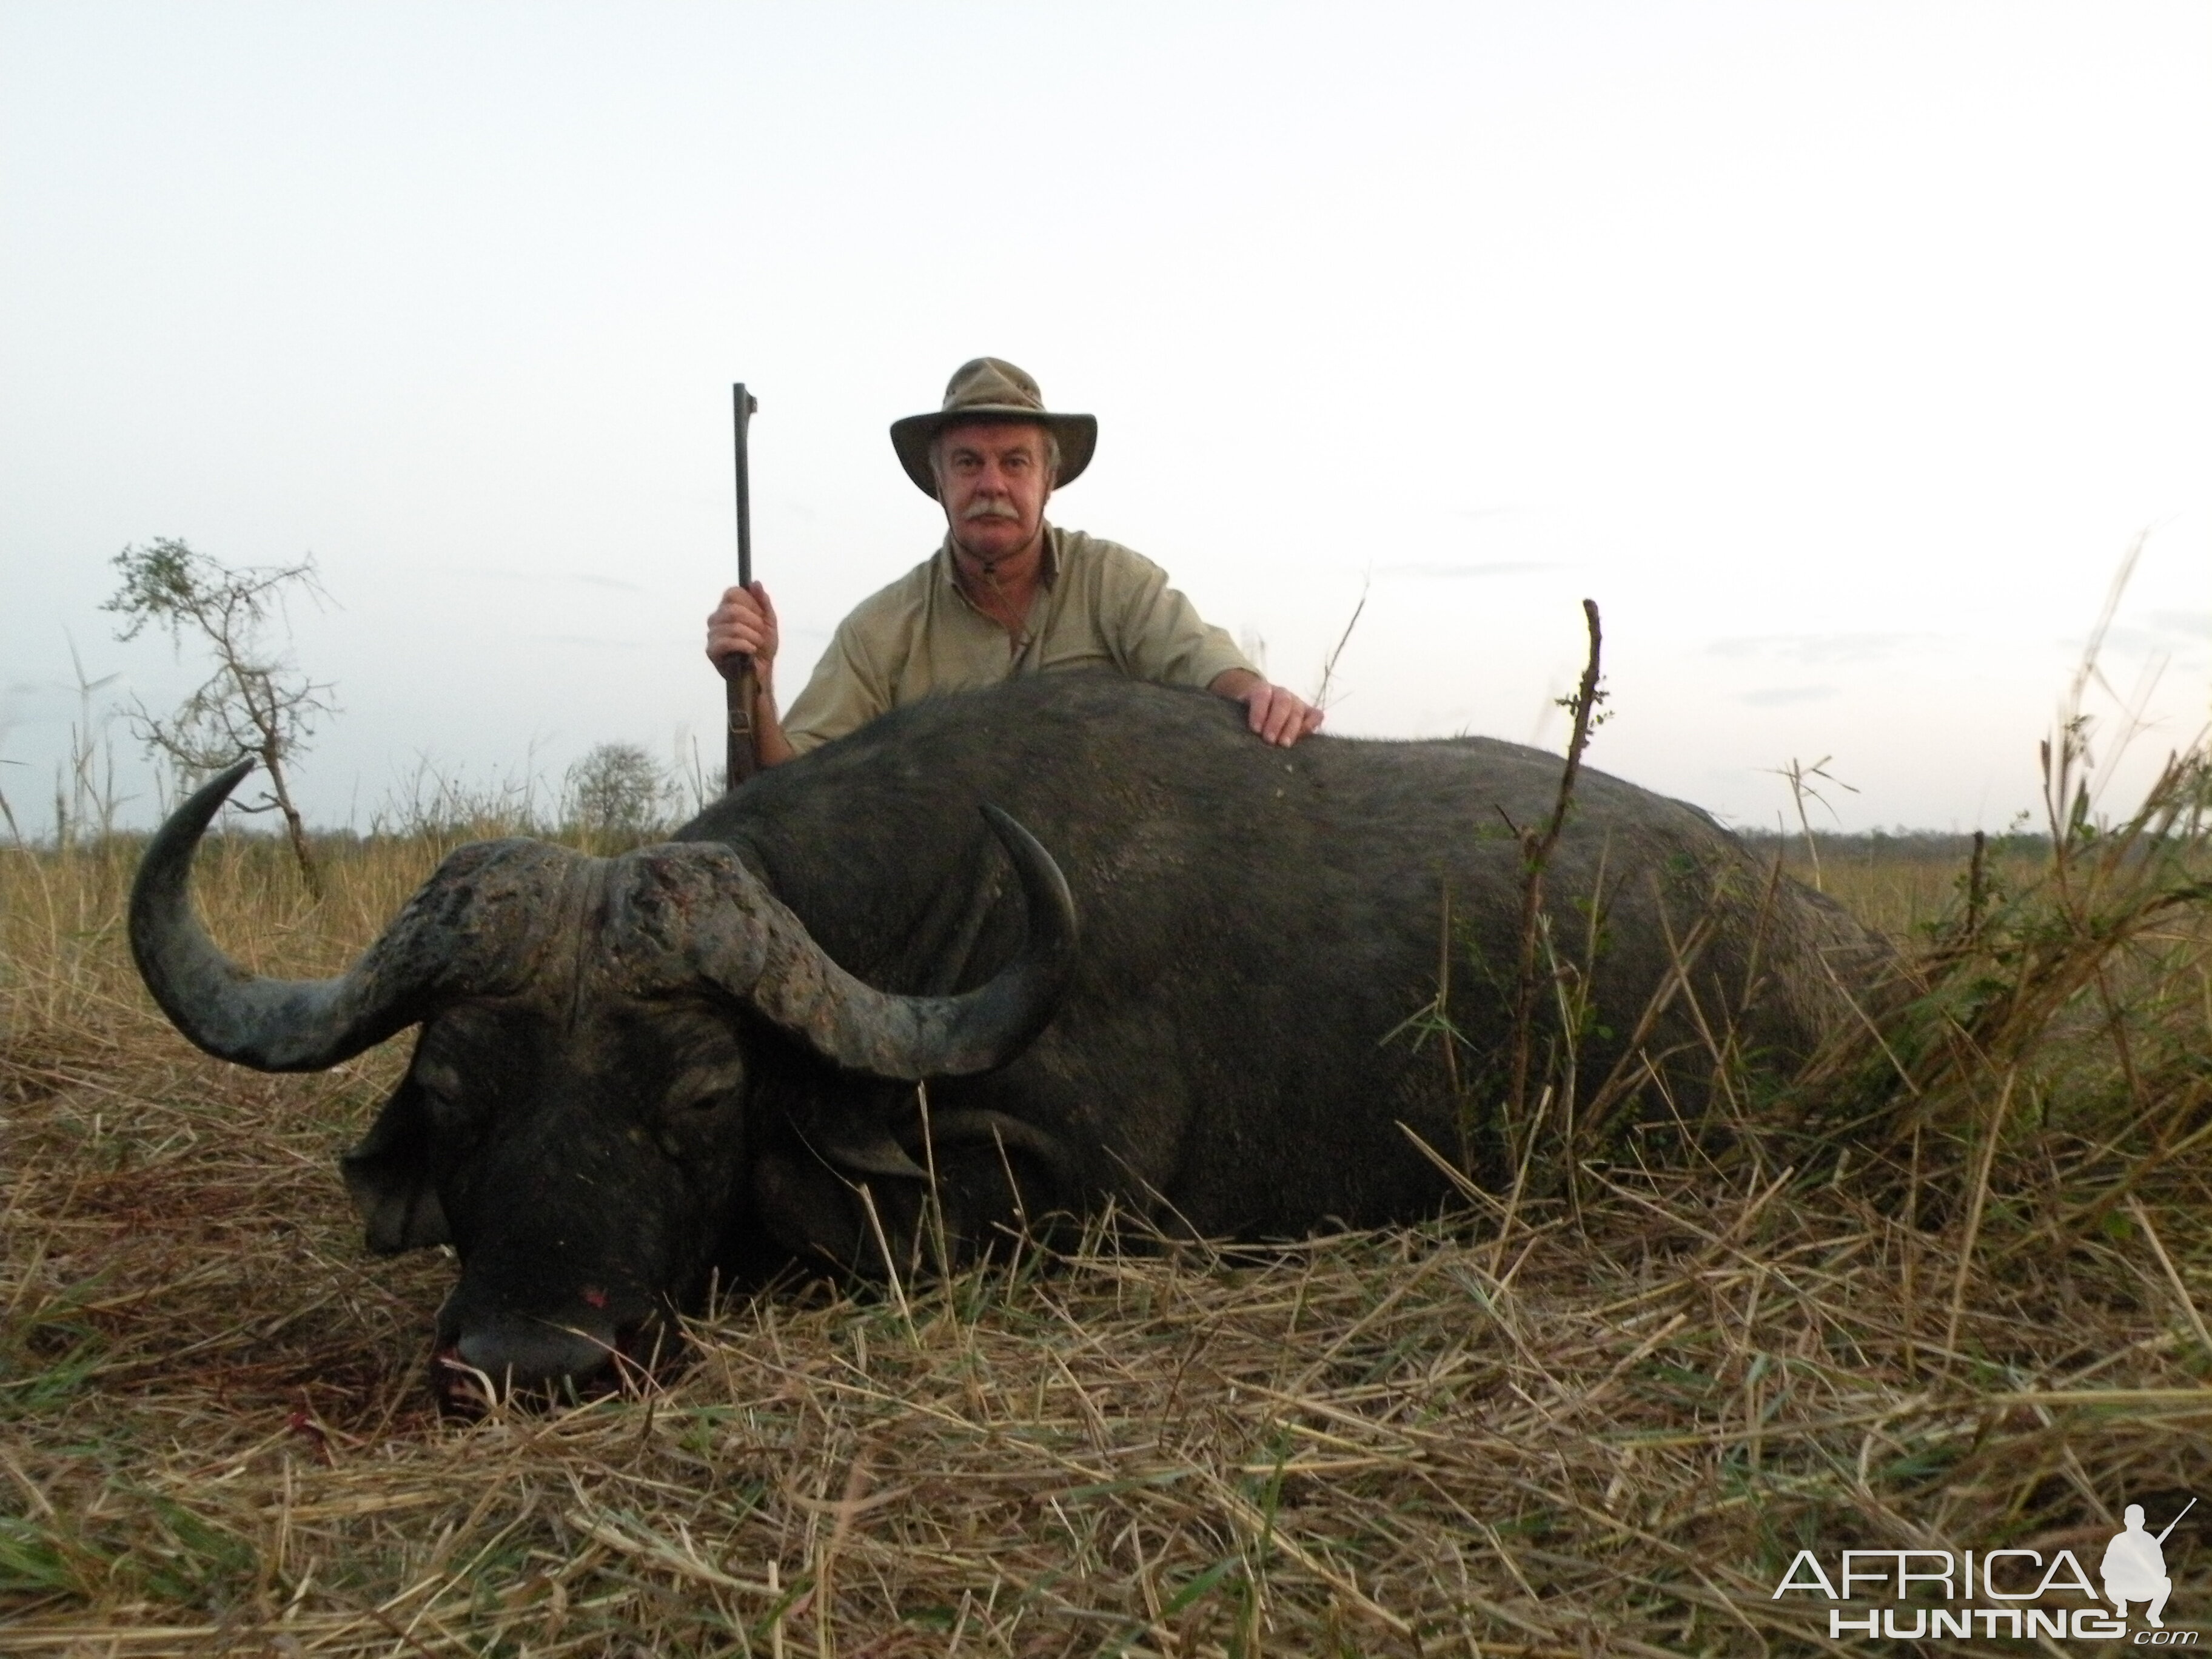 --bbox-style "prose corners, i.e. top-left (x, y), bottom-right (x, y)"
top-left (936, 521), bottom-right (1062, 605)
